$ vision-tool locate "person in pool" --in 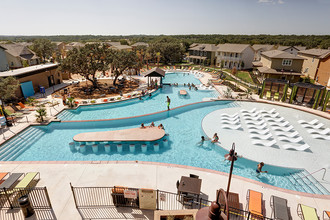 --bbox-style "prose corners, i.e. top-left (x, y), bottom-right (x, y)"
top-left (149, 122), bottom-right (155, 127)
top-left (198, 136), bottom-right (210, 146)
top-left (256, 162), bottom-right (268, 176)
top-left (158, 124), bottom-right (164, 129)
top-left (166, 96), bottom-right (171, 110)
top-left (212, 133), bottom-right (219, 143)
top-left (140, 123), bottom-right (146, 129)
